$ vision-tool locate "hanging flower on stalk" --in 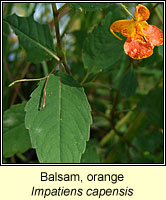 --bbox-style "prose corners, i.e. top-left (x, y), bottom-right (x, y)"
top-left (110, 4), bottom-right (163, 59)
